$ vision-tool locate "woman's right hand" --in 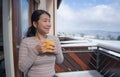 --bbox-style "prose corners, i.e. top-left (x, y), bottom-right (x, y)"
top-left (35, 42), bottom-right (46, 54)
top-left (35, 40), bottom-right (57, 54)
